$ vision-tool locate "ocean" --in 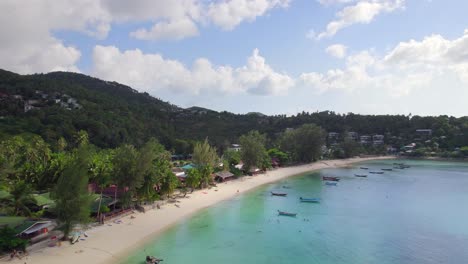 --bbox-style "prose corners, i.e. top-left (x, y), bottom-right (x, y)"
top-left (124, 159), bottom-right (468, 264)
